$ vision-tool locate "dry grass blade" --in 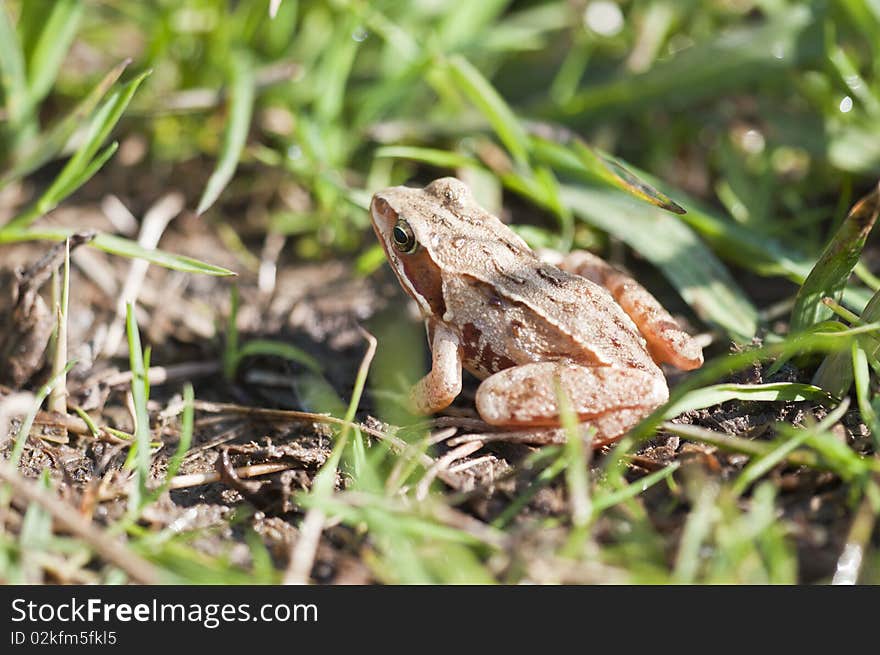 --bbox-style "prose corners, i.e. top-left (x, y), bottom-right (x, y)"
top-left (584, 145), bottom-right (686, 214)
top-left (98, 462), bottom-right (296, 500)
top-left (415, 440), bottom-right (484, 501)
top-left (102, 193), bottom-right (185, 356)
